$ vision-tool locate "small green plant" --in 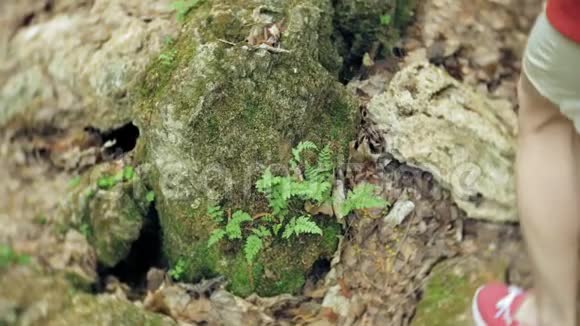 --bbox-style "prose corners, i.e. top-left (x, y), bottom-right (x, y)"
top-left (146, 191), bottom-right (156, 203)
top-left (340, 183), bottom-right (388, 216)
top-left (171, 0), bottom-right (202, 22)
top-left (33, 214), bottom-right (47, 225)
top-left (79, 223), bottom-right (92, 239)
top-left (163, 35), bottom-right (175, 46)
top-left (168, 258), bottom-right (186, 281)
top-left (0, 244), bottom-right (30, 269)
top-left (159, 50), bottom-right (176, 66)
top-left (380, 14), bottom-right (392, 26)
top-left (68, 175), bottom-right (81, 188)
top-left (207, 141), bottom-right (387, 265)
top-left (97, 166), bottom-right (134, 190)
